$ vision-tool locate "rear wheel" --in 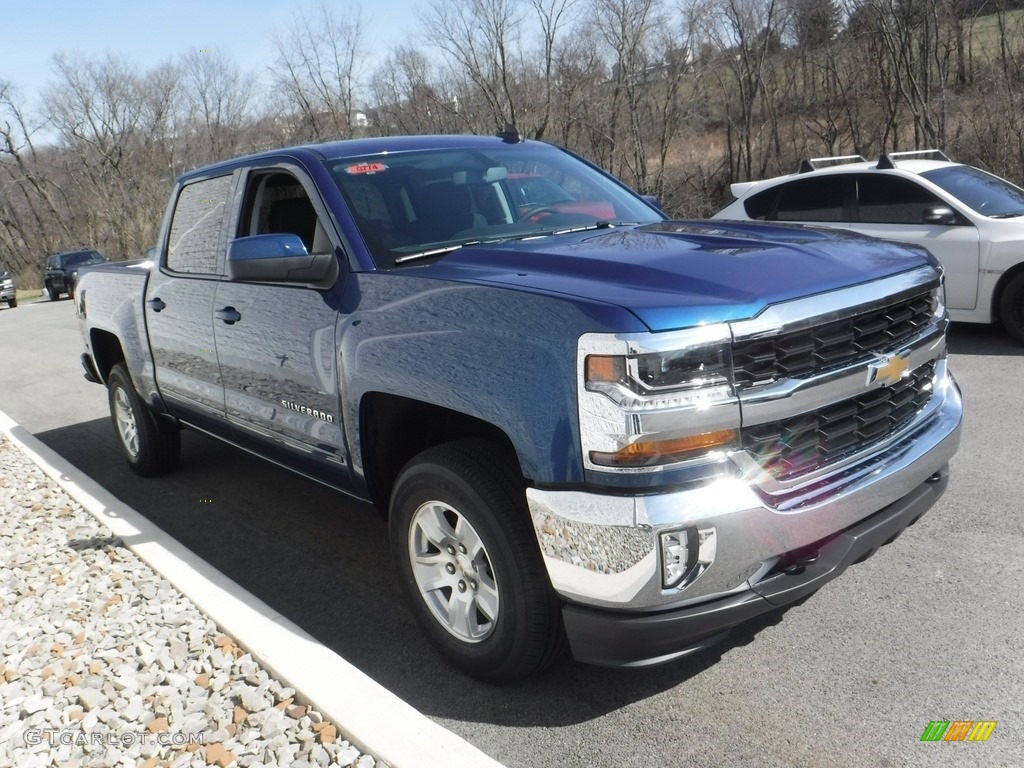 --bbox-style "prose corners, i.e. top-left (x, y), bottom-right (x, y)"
top-left (999, 271), bottom-right (1024, 343)
top-left (107, 363), bottom-right (180, 476)
top-left (389, 440), bottom-right (565, 684)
